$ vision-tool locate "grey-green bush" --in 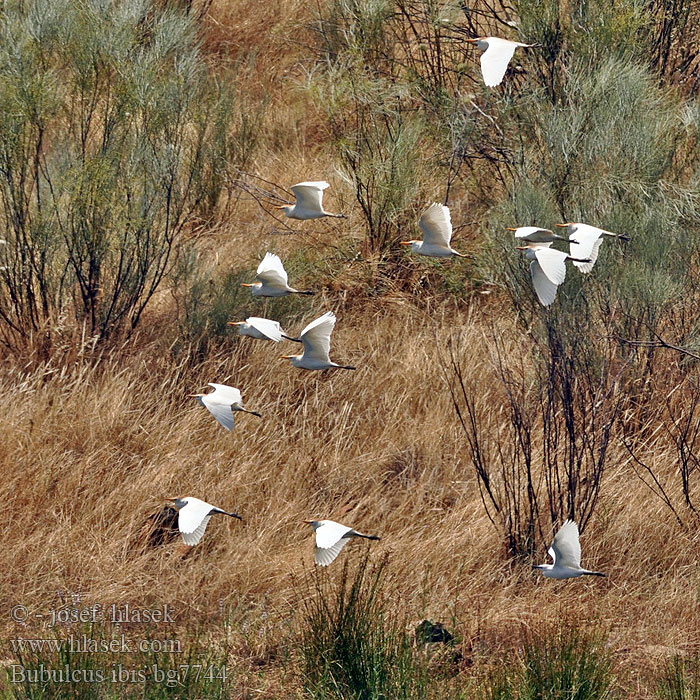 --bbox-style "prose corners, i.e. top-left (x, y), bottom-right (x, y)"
top-left (0, 0), bottom-right (239, 352)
